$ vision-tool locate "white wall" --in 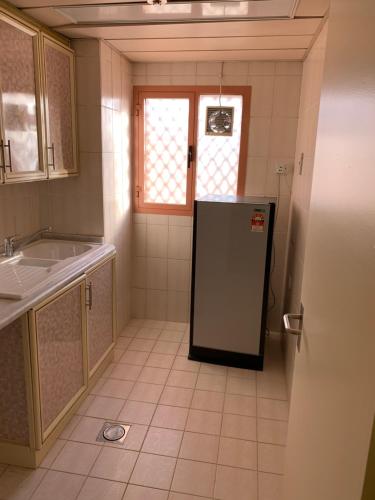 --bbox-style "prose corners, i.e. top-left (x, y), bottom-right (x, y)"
top-left (283, 24), bottom-right (328, 398)
top-left (131, 60), bottom-right (302, 329)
